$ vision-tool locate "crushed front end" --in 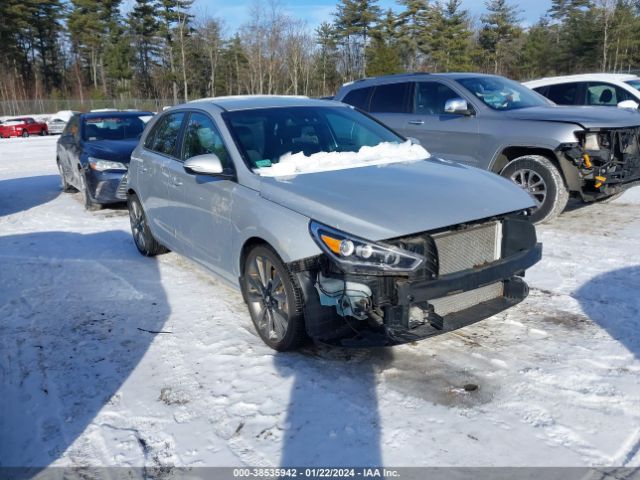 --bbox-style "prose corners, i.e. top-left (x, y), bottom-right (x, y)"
top-left (563, 128), bottom-right (640, 200)
top-left (292, 214), bottom-right (542, 347)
